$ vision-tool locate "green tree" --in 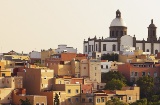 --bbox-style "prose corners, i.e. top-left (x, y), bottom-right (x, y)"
top-left (102, 71), bottom-right (127, 83)
top-left (136, 76), bottom-right (154, 99)
top-left (106, 98), bottom-right (128, 105)
top-left (130, 98), bottom-right (147, 105)
top-left (54, 93), bottom-right (59, 105)
top-left (101, 53), bottom-right (118, 61)
top-left (19, 98), bottom-right (32, 105)
top-left (105, 79), bottom-right (125, 90)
